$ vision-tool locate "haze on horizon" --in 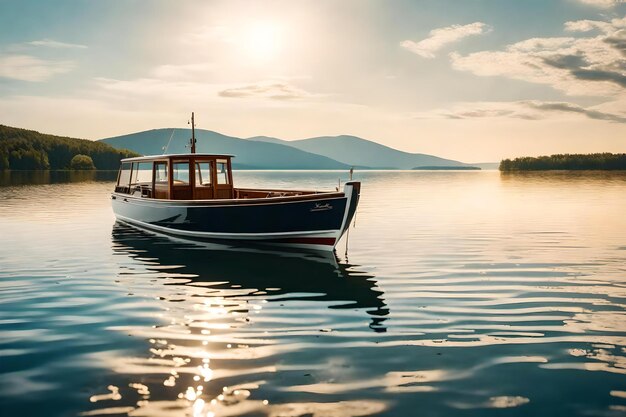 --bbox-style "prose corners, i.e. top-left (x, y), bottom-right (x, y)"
top-left (0, 0), bottom-right (625, 162)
